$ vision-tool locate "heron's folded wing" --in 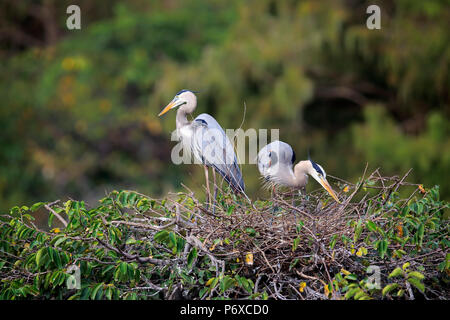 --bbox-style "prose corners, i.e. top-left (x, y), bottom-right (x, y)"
top-left (192, 114), bottom-right (245, 193)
